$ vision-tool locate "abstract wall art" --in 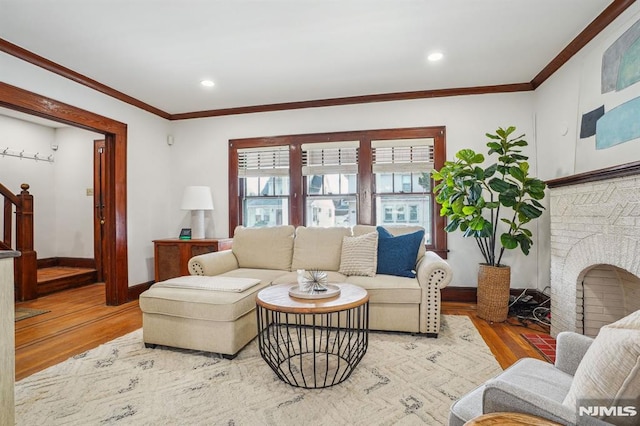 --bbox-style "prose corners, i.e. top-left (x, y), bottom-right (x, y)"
top-left (576, 11), bottom-right (640, 172)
